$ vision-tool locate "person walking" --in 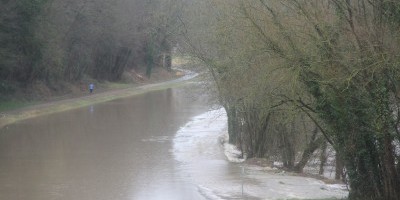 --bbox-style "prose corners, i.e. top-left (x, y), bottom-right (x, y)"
top-left (89, 83), bottom-right (94, 94)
